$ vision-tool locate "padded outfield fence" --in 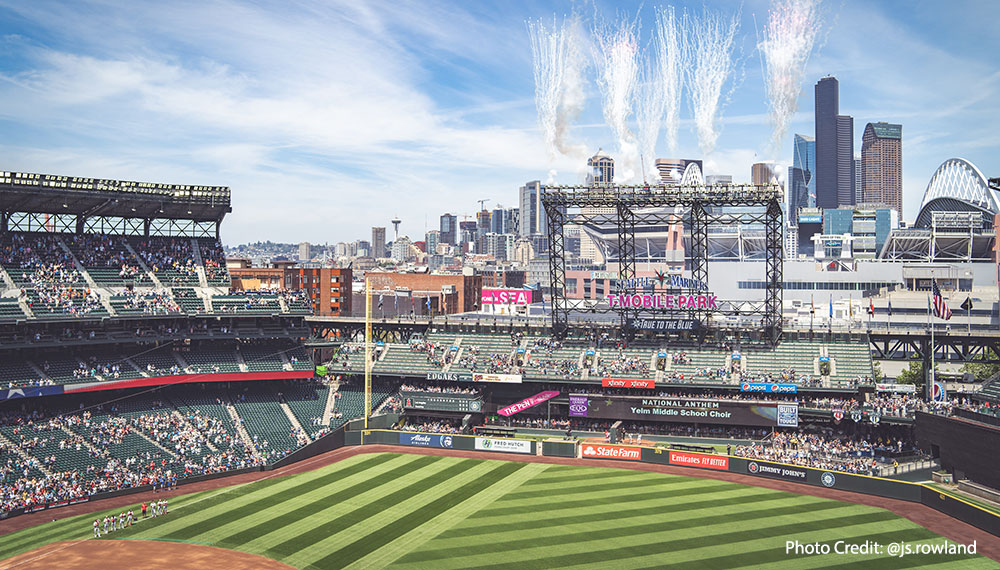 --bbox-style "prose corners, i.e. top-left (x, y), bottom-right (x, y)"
top-left (348, 429), bottom-right (1000, 539)
top-left (4, 424), bottom-right (999, 541)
